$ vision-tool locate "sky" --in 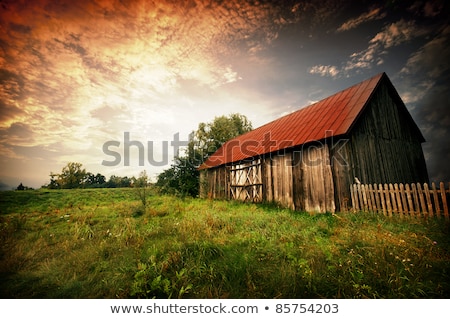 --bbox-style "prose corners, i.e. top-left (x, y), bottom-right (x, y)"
top-left (0, 0), bottom-right (449, 190)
